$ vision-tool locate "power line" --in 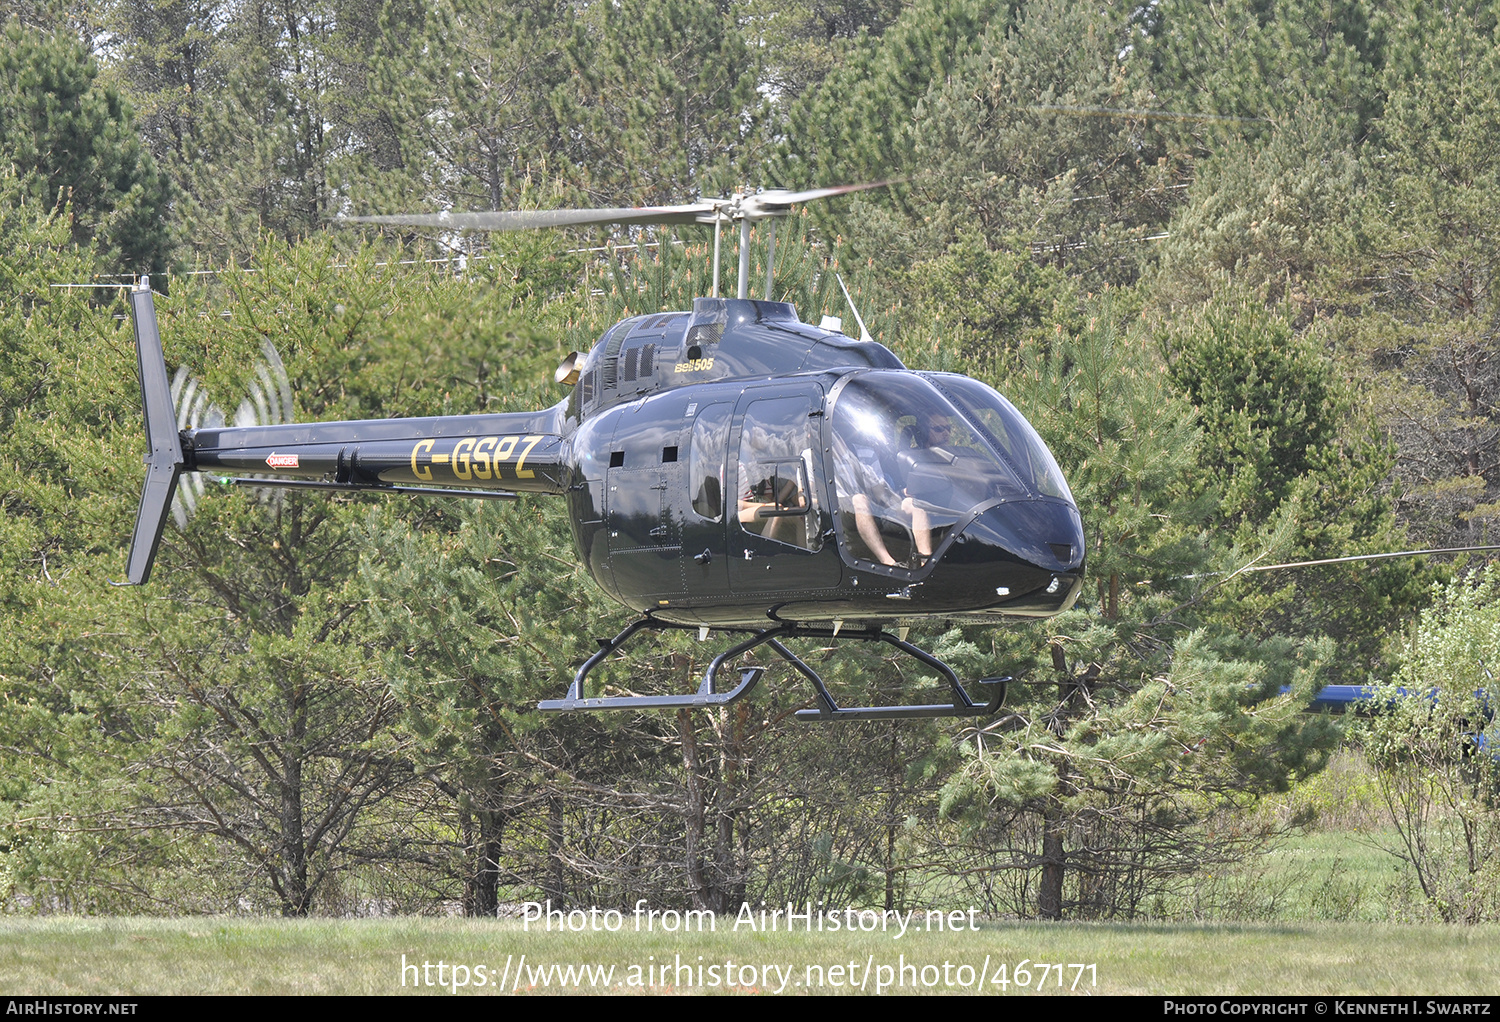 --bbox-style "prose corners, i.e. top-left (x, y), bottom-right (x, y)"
top-left (1181, 545), bottom-right (1500, 581)
top-left (1023, 103), bottom-right (1271, 124)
